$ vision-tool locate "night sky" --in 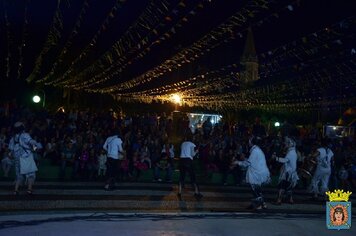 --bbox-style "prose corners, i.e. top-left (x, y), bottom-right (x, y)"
top-left (0, 0), bottom-right (355, 111)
